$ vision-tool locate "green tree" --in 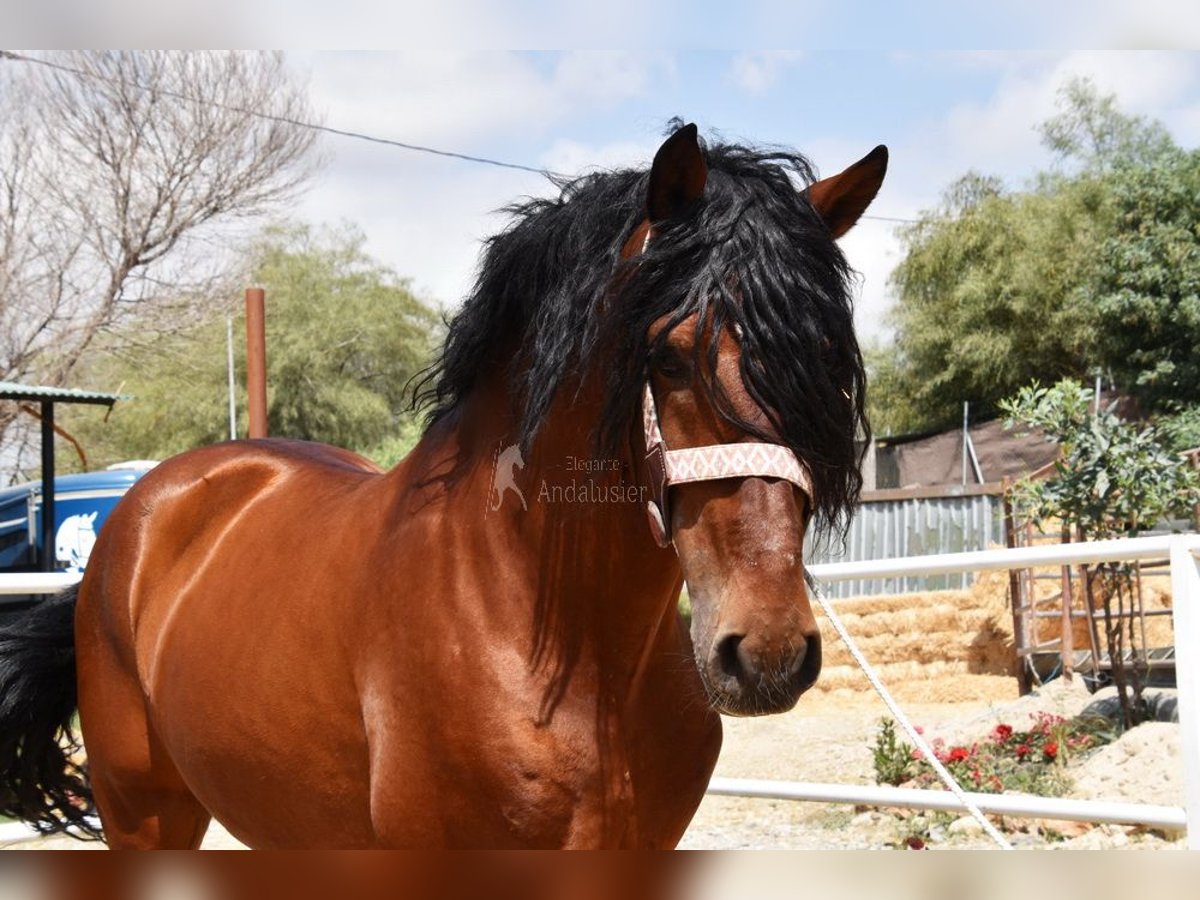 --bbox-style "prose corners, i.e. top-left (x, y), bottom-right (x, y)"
top-left (1002, 379), bottom-right (1200, 727)
top-left (1, 52), bottom-right (320, 477)
top-left (1086, 148), bottom-right (1200, 411)
top-left (876, 78), bottom-right (1197, 436)
top-left (1038, 76), bottom-right (1176, 177)
top-left (876, 174), bottom-right (1104, 434)
top-left (67, 224), bottom-right (440, 468)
